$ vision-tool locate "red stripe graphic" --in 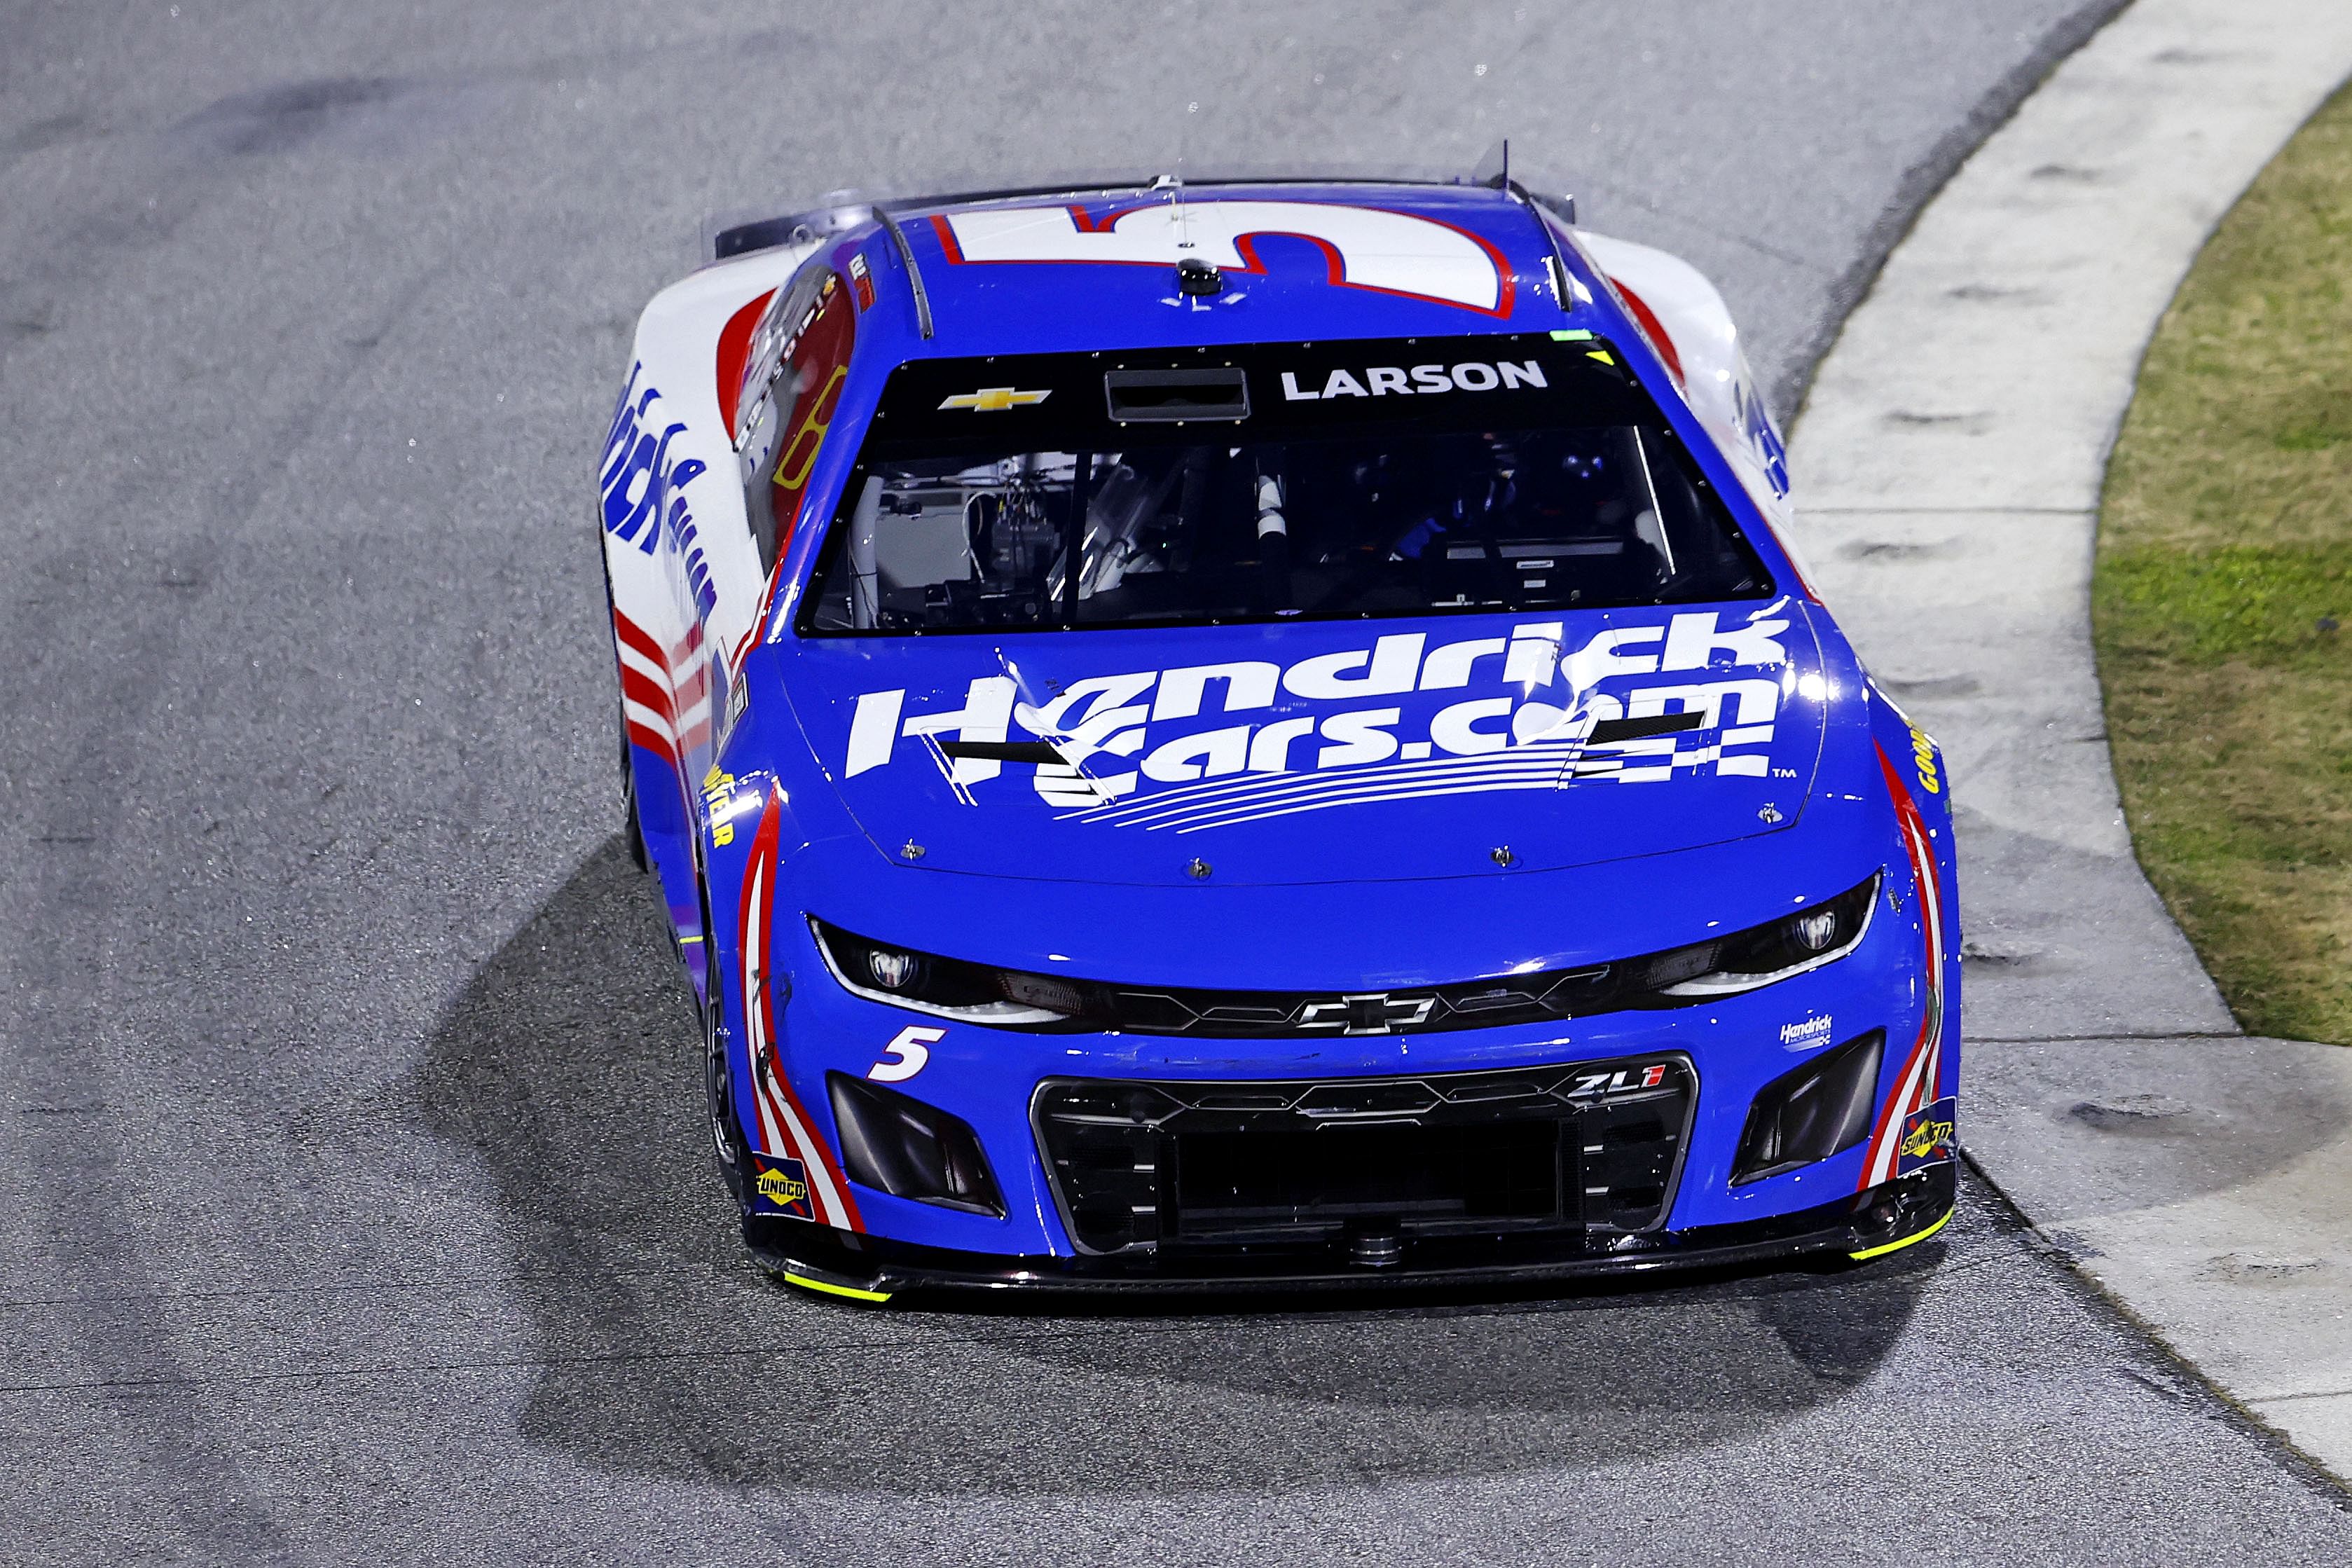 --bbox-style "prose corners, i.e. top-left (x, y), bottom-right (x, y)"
top-left (735, 789), bottom-right (862, 1230)
top-left (613, 604), bottom-right (699, 832)
top-left (614, 606), bottom-right (715, 769)
top-left (1859, 741), bottom-right (1949, 1189)
top-left (715, 287), bottom-right (778, 441)
top-left (1609, 277), bottom-right (1685, 386)
top-left (612, 606), bottom-right (668, 670)
top-left (670, 659), bottom-right (709, 718)
top-left (624, 718), bottom-right (678, 769)
top-left (928, 212), bottom-right (966, 264)
top-left (619, 664), bottom-right (675, 727)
